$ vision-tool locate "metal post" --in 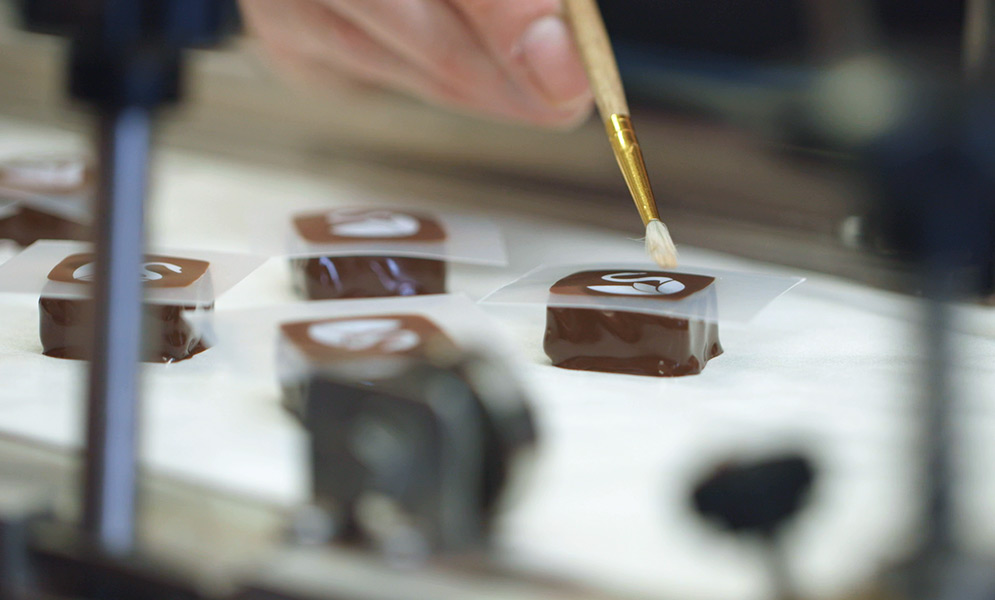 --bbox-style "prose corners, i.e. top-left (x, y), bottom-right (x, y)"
top-left (82, 106), bottom-right (151, 557)
top-left (914, 290), bottom-right (955, 597)
top-left (964, 0), bottom-right (995, 80)
top-left (908, 267), bottom-right (966, 600)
